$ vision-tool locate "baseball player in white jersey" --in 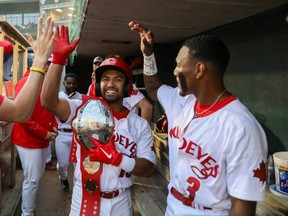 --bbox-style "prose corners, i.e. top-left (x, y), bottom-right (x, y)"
top-left (130, 22), bottom-right (268, 215)
top-left (55, 73), bottom-right (82, 189)
top-left (40, 26), bottom-right (156, 216)
top-left (66, 94), bottom-right (156, 215)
